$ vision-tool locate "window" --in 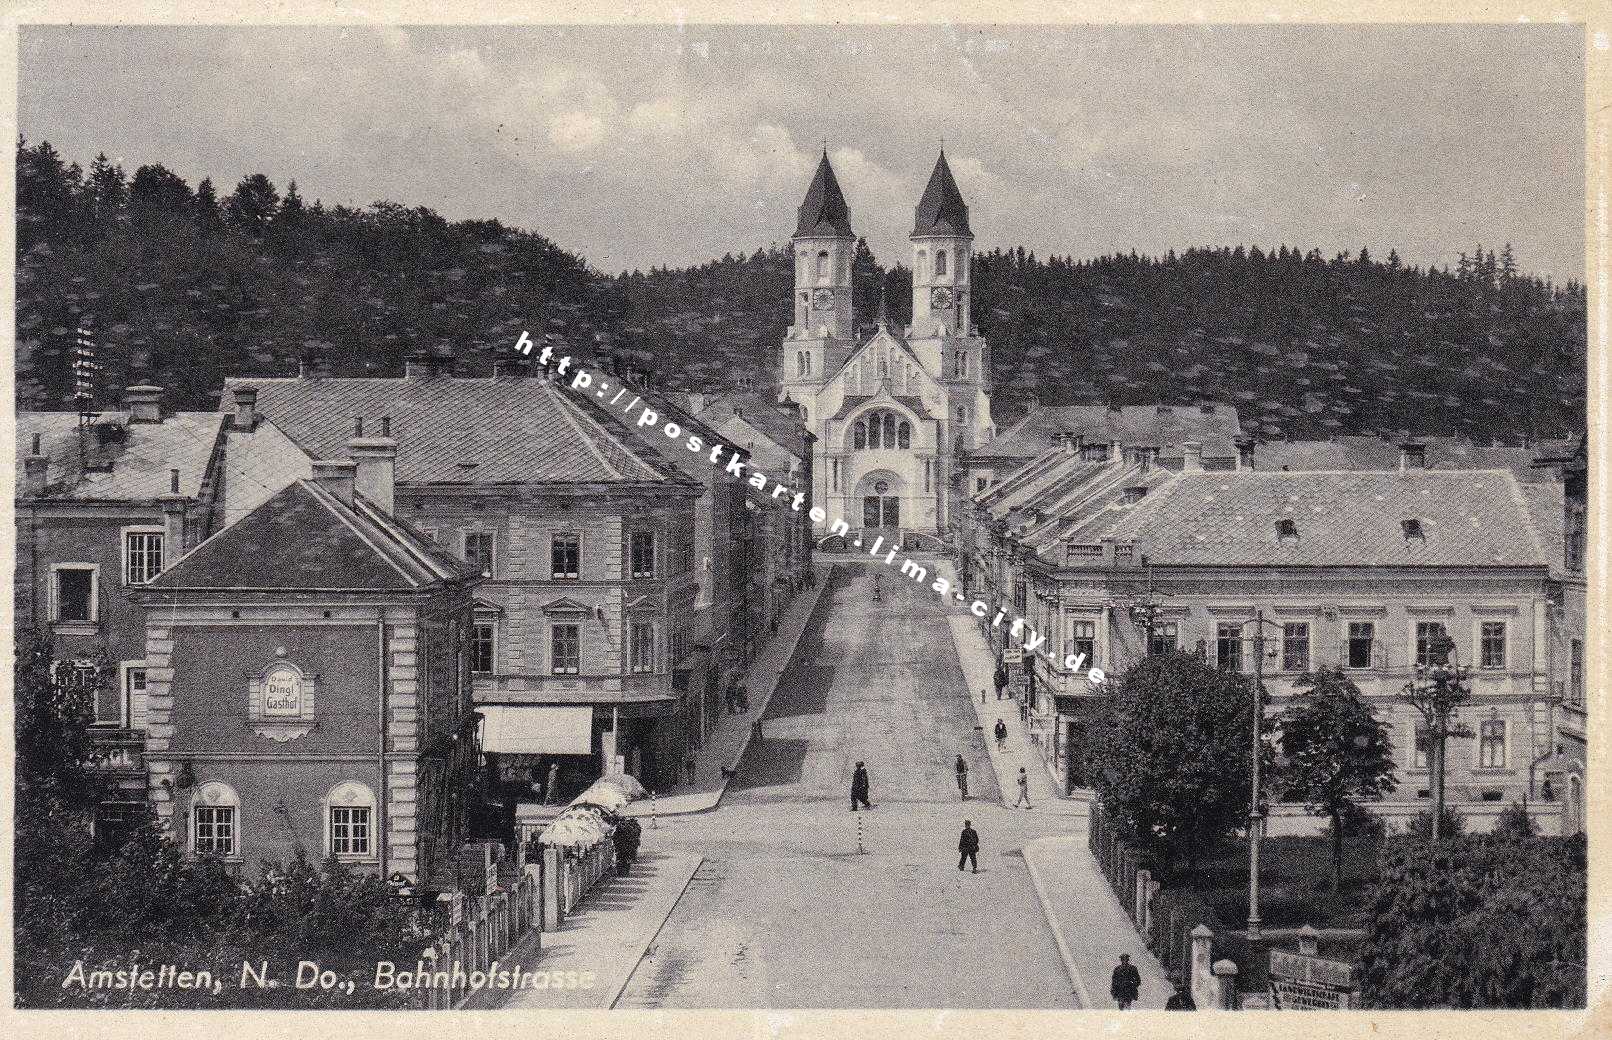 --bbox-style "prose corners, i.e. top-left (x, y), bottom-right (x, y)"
top-left (471, 623), bottom-right (495, 674)
top-left (1346, 622), bottom-right (1375, 669)
top-left (1401, 518), bottom-right (1424, 542)
top-left (1478, 719), bottom-right (1506, 769)
top-left (1274, 518), bottom-right (1299, 545)
top-left (1415, 621), bottom-right (1450, 667)
top-left (916, 249), bottom-right (926, 279)
top-left (329, 806), bottom-right (372, 858)
top-left (670, 629), bottom-right (688, 668)
top-left (816, 250), bottom-right (828, 280)
top-left (123, 529), bottom-right (165, 585)
top-left (52, 565), bottom-right (96, 623)
top-left (1480, 621), bottom-right (1506, 670)
top-left (1571, 639), bottom-right (1584, 705)
top-left (630, 531), bottom-right (656, 579)
top-left (1413, 723), bottom-right (1431, 769)
top-left (1148, 622), bottom-right (1178, 657)
top-left (1282, 622), bottom-right (1310, 672)
top-left (1217, 622), bottom-right (1243, 672)
top-left (464, 532), bottom-right (495, 577)
top-left (853, 421), bottom-right (866, 449)
top-left (98, 663), bottom-right (144, 728)
top-left (630, 620), bottom-right (656, 674)
top-left (898, 422), bottom-right (911, 449)
top-left (1013, 583), bottom-right (1027, 615)
top-left (191, 782), bottom-right (239, 858)
top-left (1068, 620), bottom-right (1096, 666)
top-left (551, 624), bottom-right (580, 675)
top-left (551, 533), bottom-right (580, 580)
top-left (935, 249), bottom-right (947, 276)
